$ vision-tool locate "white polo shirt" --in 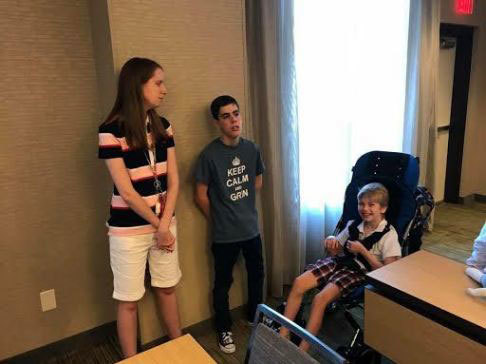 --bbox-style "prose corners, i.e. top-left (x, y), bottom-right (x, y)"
top-left (337, 219), bottom-right (402, 269)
